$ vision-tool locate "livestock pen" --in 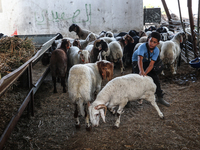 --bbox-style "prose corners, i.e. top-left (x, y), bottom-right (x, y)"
top-left (0, 0), bottom-right (200, 149)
